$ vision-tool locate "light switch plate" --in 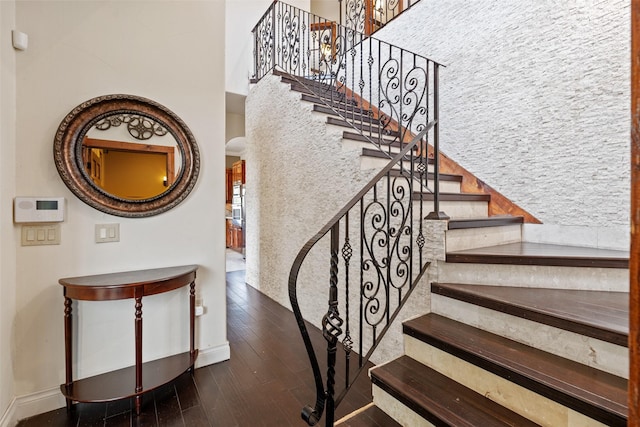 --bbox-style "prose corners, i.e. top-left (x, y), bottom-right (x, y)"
top-left (21, 224), bottom-right (60, 246)
top-left (95, 223), bottom-right (119, 243)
